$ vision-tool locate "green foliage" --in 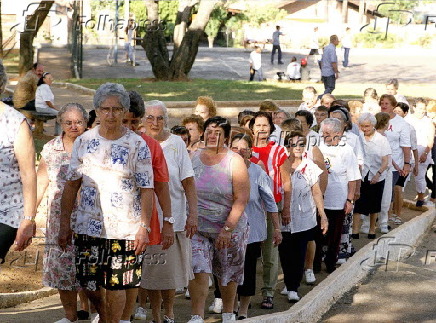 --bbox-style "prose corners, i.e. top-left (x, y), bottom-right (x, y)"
top-left (158, 0), bottom-right (179, 38)
top-left (205, 4), bottom-right (228, 38)
top-left (416, 34), bottom-right (434, 48)
top-left (243, 5), bottom-right (287, 27)
top-left (374, 0), bottom-right (419, 25)
top-left (318, 36), bottom-right (329, 49)
top-left (354, 28), bottom-right (401, 48)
